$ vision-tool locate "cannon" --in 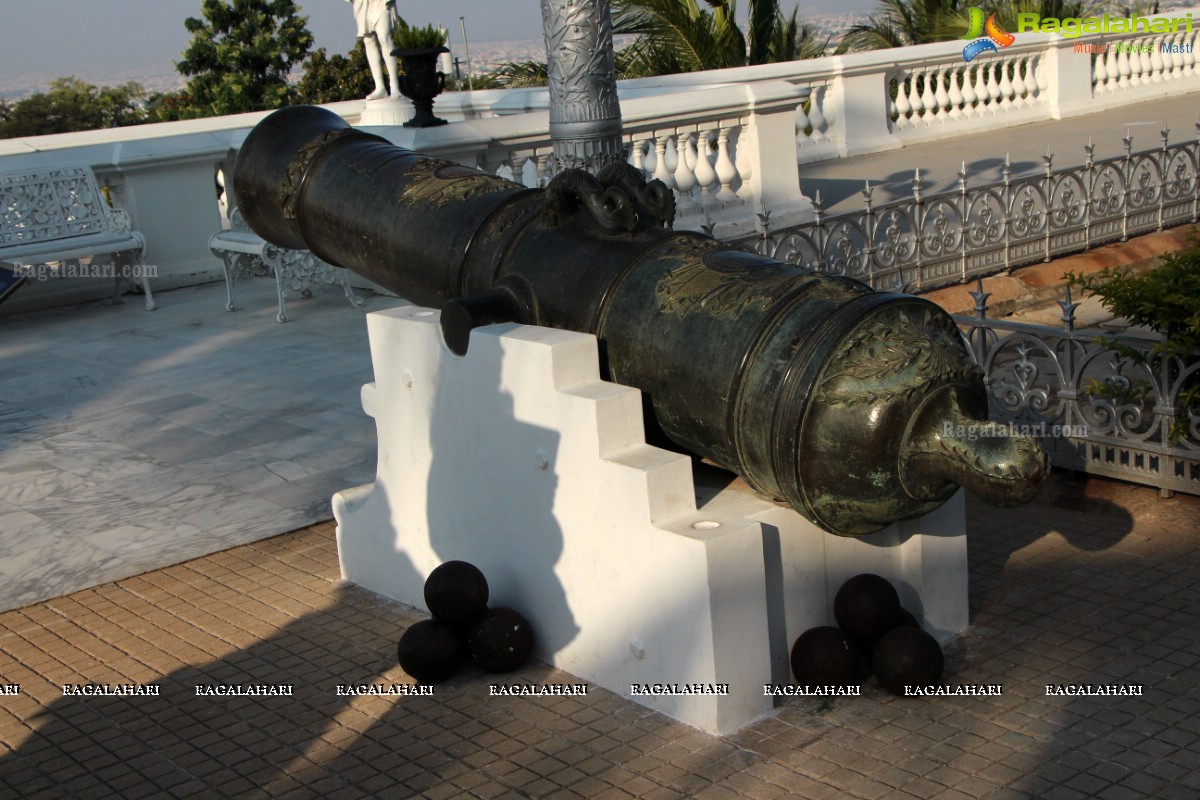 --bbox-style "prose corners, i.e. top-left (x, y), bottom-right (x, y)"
top-left (234, 106), bottom-right (1045, 536)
